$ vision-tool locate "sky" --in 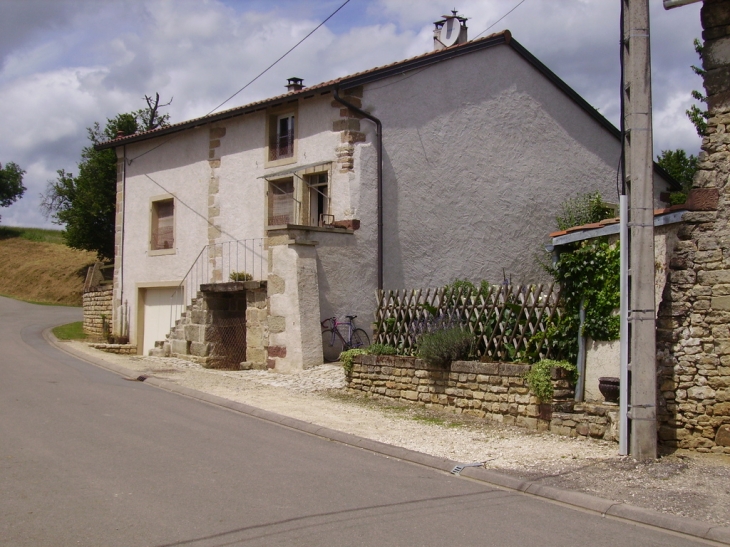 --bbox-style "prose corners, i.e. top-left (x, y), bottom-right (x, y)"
top-left (0, 0), bottom-right (703, 229)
